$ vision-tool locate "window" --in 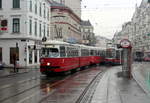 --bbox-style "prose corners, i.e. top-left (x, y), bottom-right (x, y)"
top-left (47, 26), bottom-right (49, 37)
top-left (39, 23), bottom-right (42, 37)
top-left (29, 0), bottom-right (32, 12)
top-left (0, 48), bottom-right (2, 62)
top-left (39, 3), bottom-right (42, 16)
top-left (29, 50), bottom-right (32, 64)
top-left (44, 4), bottom-right (46, 18)
top-left (47, 8), bottom-right (49, 20)
top-left (81, 49), bottom-right (89, 56)
top-left (42, 48), bottom-right (59, 58)
top-left (0, 0), bottom-right (2, 9)
top-left (10, 47), bottom-right (19, 64)
top-left (43, 25), bottom-right (45, 36)
top-left (29, 19), bottom-right (32, 35)
top-left (148, 0), bottom-right (150, 3)
top-left (13, 18), bottom-right (20, 33)
top-left (34, 21), bottom-right (37, 36)
top-left (60, 46), bottom-right (66, 57)
top-left (35, 3), bottom-right (37, 14)
top-left (34, 50), bottom-right (37, 63)
top-left (13, 0), bottom-right (20, 8)
top-left (90, 50), bottom-right (94, 56)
